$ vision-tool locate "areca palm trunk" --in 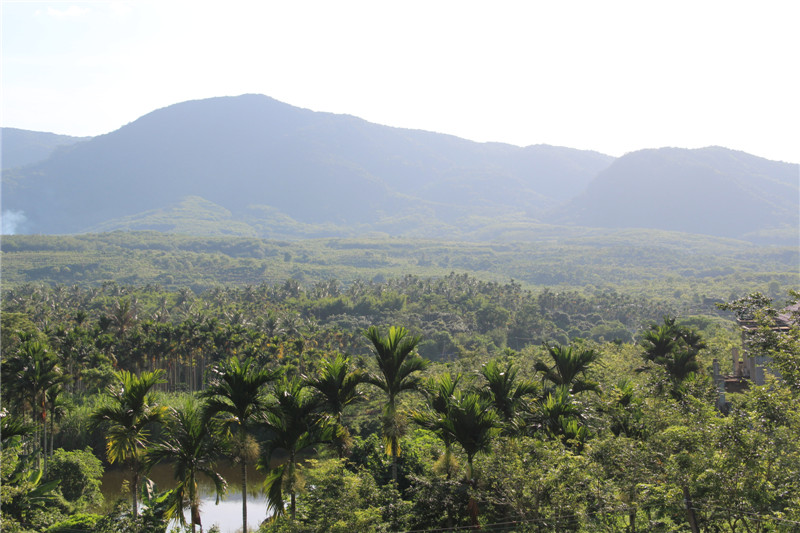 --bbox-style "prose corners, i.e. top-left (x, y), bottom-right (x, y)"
top-left (41, 406), bottom-right (47, 473)
top-left (391, 439), bottom-right (399, 483)
top-left (49, 409), bottom-right (57, 466)
top-left (190, 479), bottom-right (200, 533)
top-left (289, 451), bottom-right (297, 521)
top-left (466, 454), bottom-right (480, 529)
top-left (385, 401), bottom-right (400, 483)
top-left (132, 465), bottom-right (140, 517)
top-left (241, 440), bottom-right (248, 532)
